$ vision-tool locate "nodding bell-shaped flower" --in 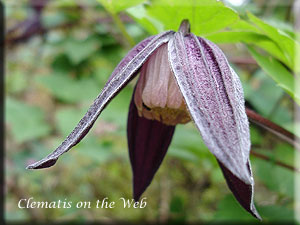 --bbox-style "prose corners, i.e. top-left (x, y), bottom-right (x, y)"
top-left (27, 19), bottom-right (261, 220)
